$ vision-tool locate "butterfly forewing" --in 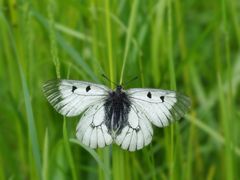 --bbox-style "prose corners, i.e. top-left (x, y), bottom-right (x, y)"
top-left (126, 88), bottom-right (191, 128)
top-left (43, 79), bottom-right (109, 117)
